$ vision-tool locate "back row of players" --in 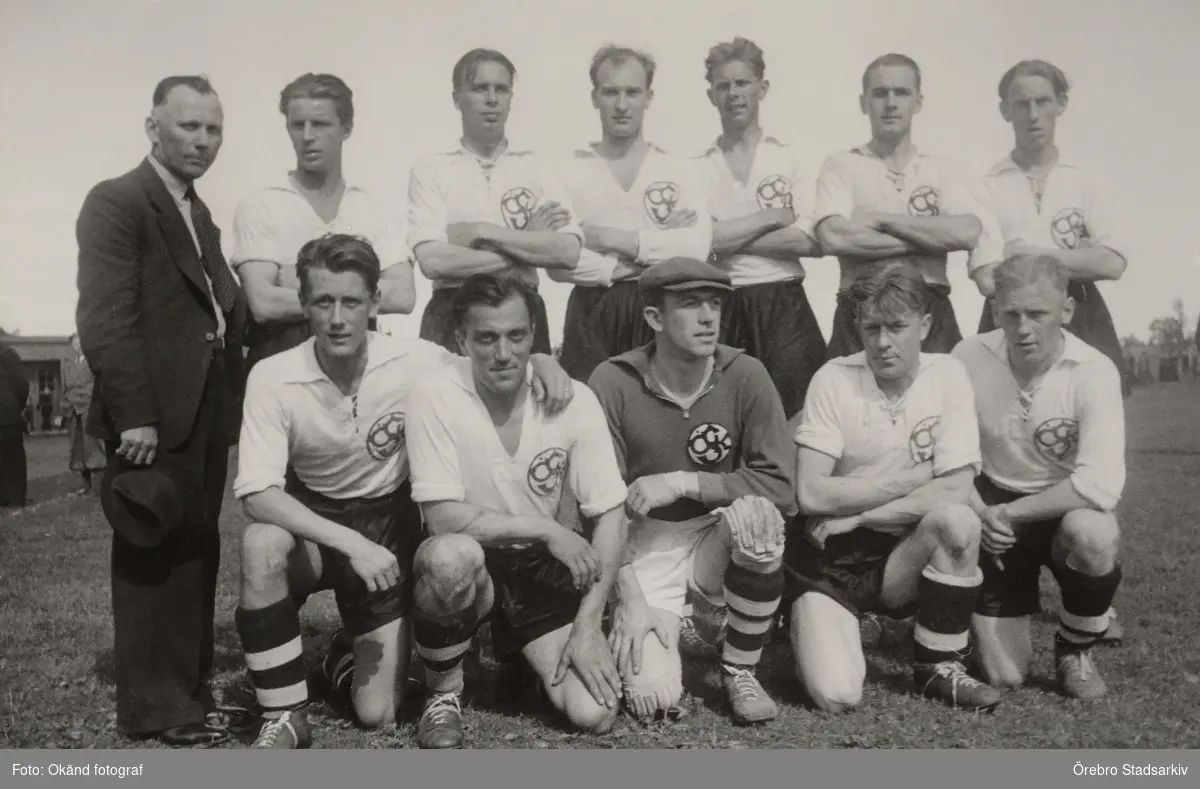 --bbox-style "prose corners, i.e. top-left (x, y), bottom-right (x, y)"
top-left (232, 39), bottom-right (1131, 417)
top-left (223, 40), bottom-right (1128, 748)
